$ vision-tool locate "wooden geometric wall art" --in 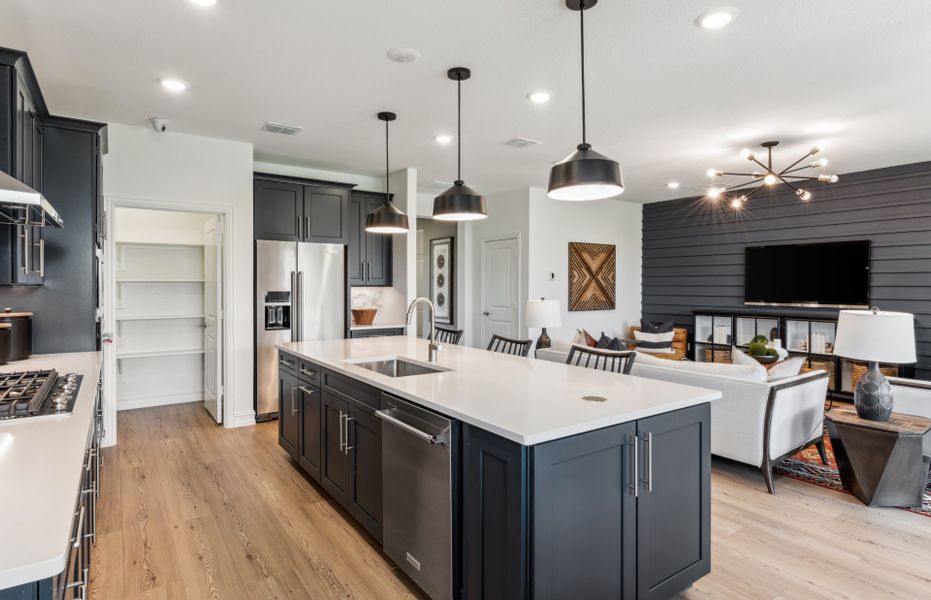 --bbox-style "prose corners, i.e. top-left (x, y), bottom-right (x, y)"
top-left (568, 242), bottom-right (617, 311)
